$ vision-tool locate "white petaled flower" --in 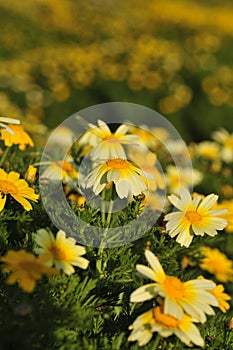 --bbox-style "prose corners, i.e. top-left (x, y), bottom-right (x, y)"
top-left (130, 250), bottom-right (218, 323)
top-left (87, 119), bottom-right (139, 160)
top-left (164, 188), bottom-right (227, 247)
top-left (128, 304), bottom-right (204, 347)
top-left (212, 128), bottom-right (233, 163)
top-left (35, 229), bottom-right (89, 275)
top-left (85, 158), bottom-right (150, 199)
top-left (0, 116), bottom-right (20, 134)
